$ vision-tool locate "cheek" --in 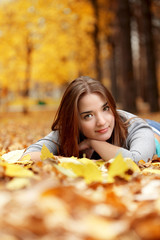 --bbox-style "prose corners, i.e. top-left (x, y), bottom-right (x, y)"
top-left (111, 115), bottom-right (115, 126)
top-left (78, 117), bottom-right (84, 131)
top-left (108, 112), bottom-right (115, 125)
top-left (81, 122), bottom-right (89, 132)
top-left (80, 121), bottom-right (93, 135)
